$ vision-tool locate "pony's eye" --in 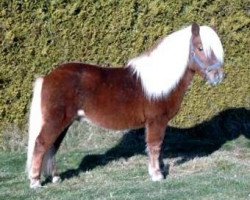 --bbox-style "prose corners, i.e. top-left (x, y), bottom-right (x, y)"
top-left (198, 46), bottom-right (203, 51)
